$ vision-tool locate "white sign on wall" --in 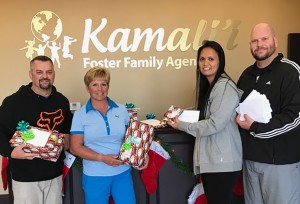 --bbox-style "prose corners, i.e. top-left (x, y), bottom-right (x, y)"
top-left (20, 10), bottom-right (241, 70)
